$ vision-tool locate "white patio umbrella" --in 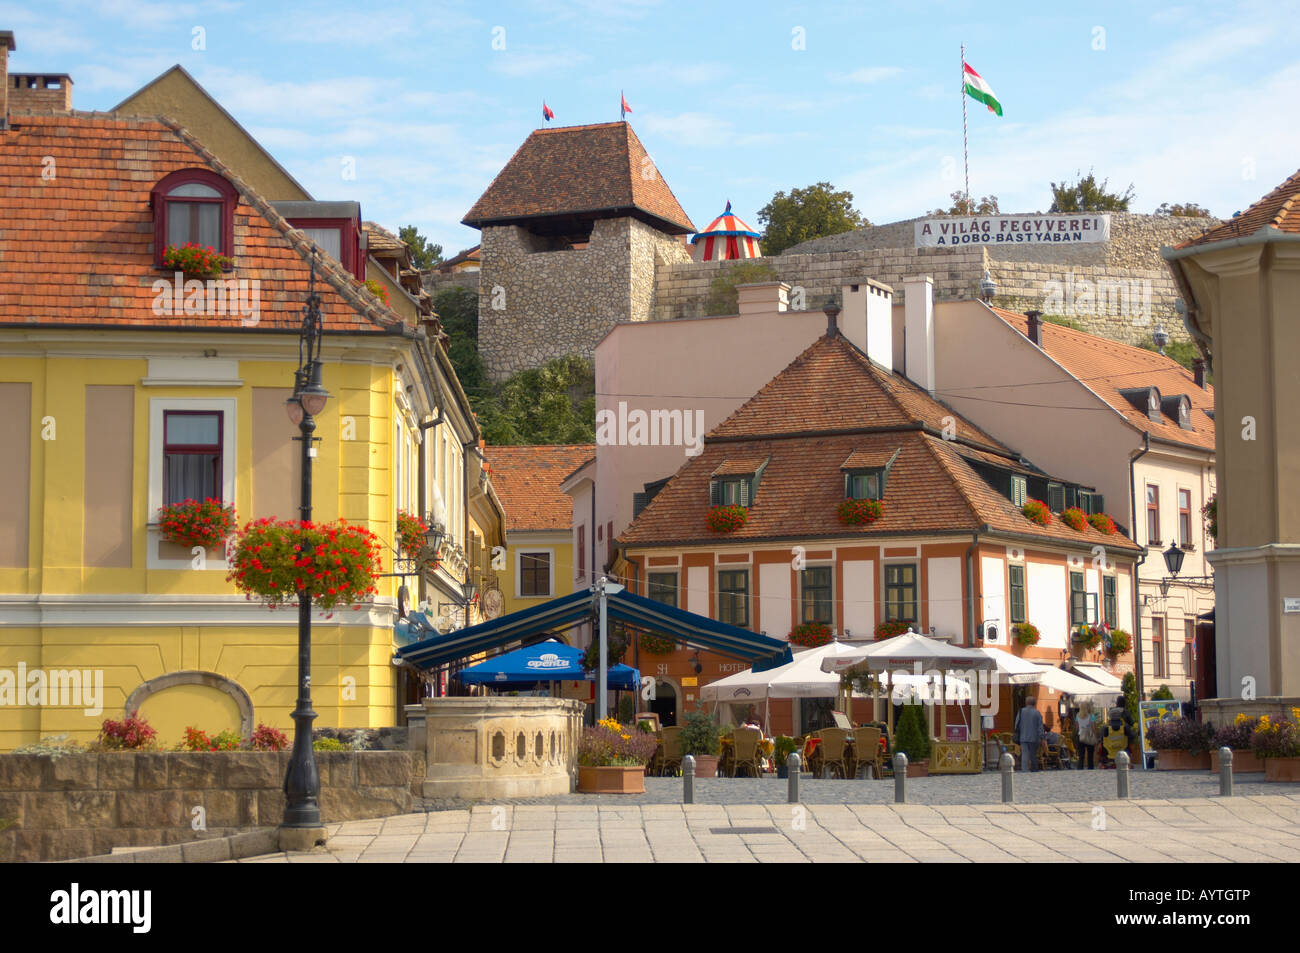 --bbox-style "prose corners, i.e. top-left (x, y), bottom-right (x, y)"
top-left (701, 641), bottom-right (865, 731)
top-left (1032, 663), bottom-right (1116, 700)
top-left (967, 646), bottom-right (1046, 685)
